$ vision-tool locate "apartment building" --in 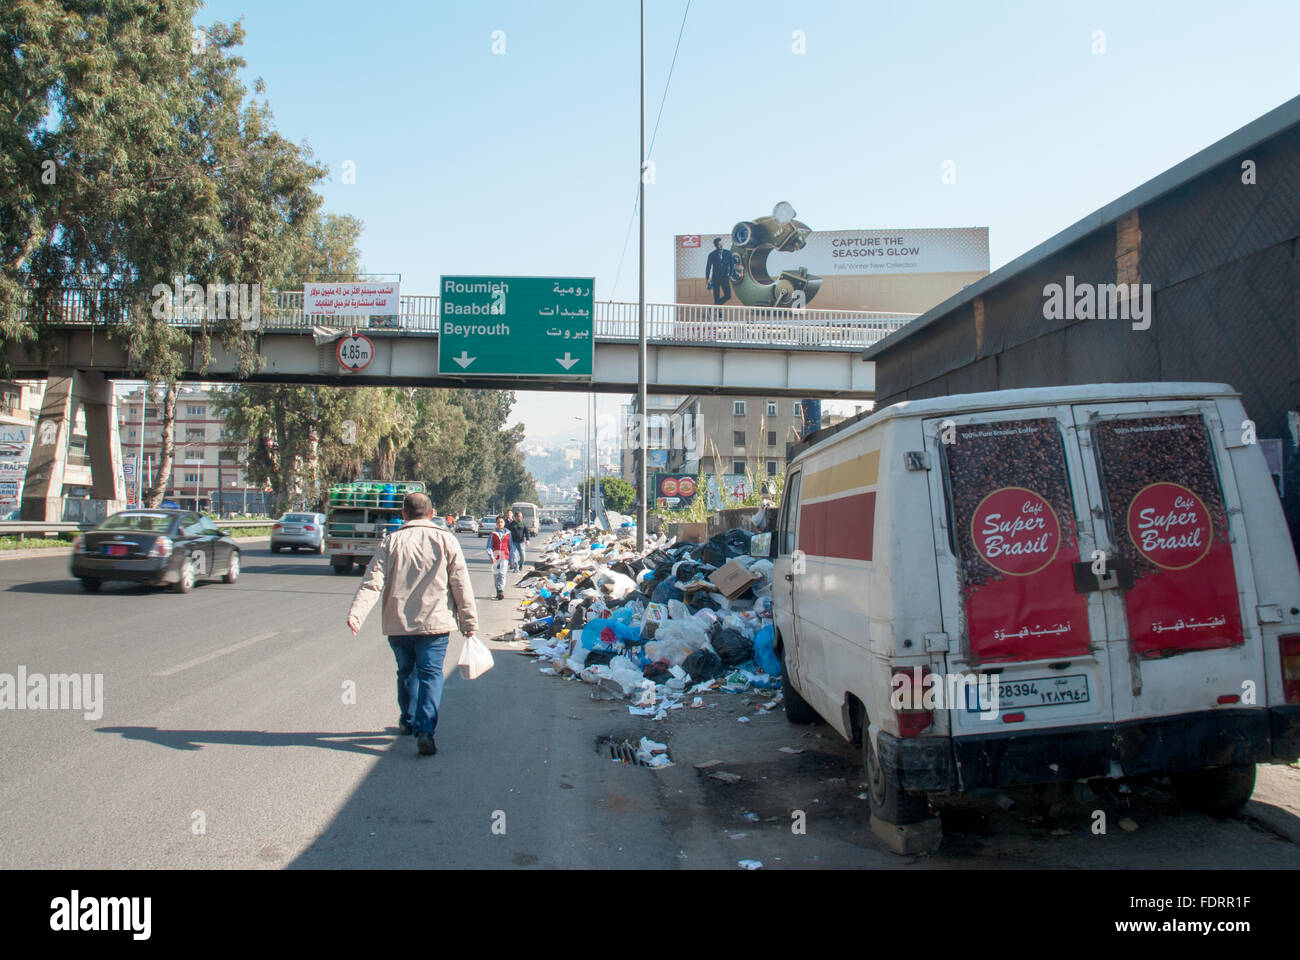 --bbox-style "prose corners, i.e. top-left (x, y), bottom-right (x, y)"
top-left (617, 395), bottom-right (686, 483)
top-left (117, 384), bottom-right (267, 514)
top-left (662, 396), bottom-right (863, 478)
